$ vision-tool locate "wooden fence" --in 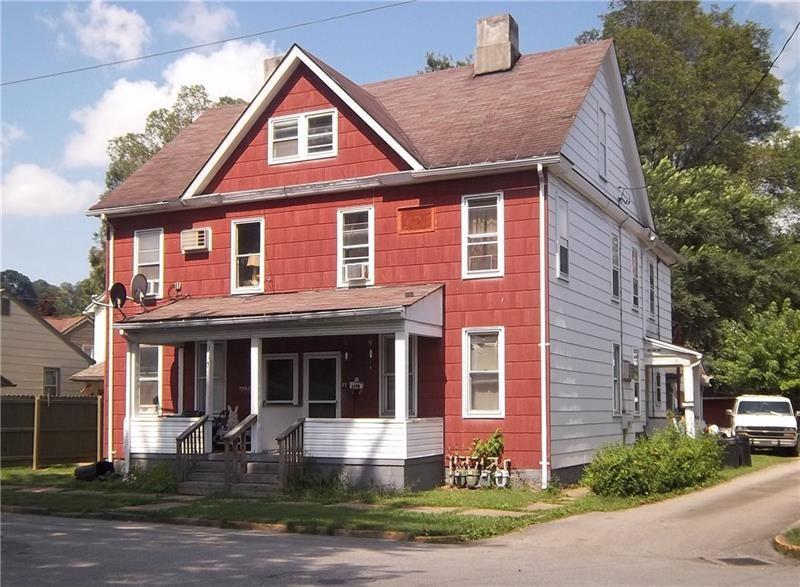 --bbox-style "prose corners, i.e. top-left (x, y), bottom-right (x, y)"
top-left (1, 396), bottom-right (102, 468)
